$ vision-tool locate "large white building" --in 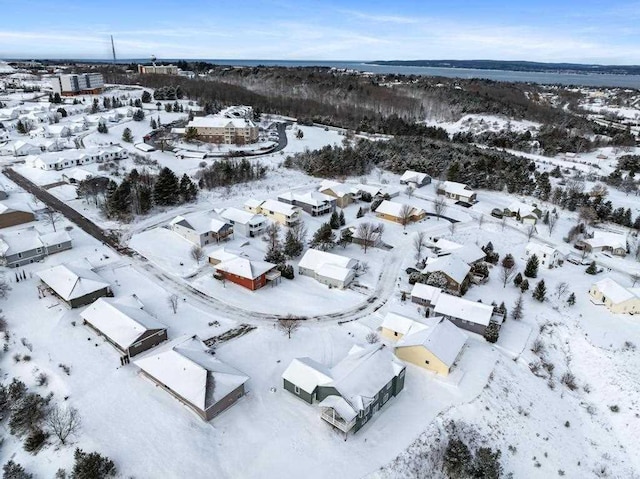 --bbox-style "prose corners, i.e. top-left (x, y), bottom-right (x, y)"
top-left (51, 73), bottom-right (104, 96)
top-left (28, 146), bottom-right (127, 171)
